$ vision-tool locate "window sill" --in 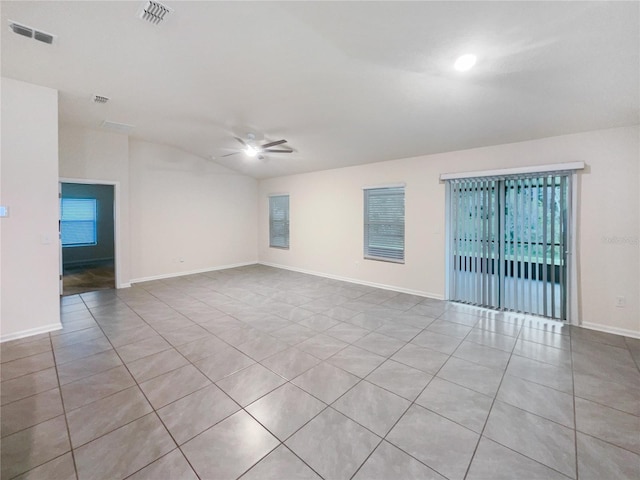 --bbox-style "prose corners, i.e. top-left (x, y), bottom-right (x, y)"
top-left (364, 256), bottom-right (404, 264)
top-left (269, 246), bottom-right (290, 250)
